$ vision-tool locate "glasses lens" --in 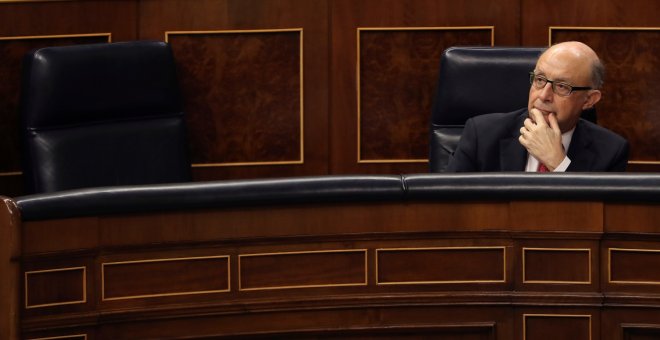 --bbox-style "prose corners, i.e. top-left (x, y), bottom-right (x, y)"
top-left (552, 82), bottom-right (572, 96)
top-left (531, 74), bottom-right (547, 89)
